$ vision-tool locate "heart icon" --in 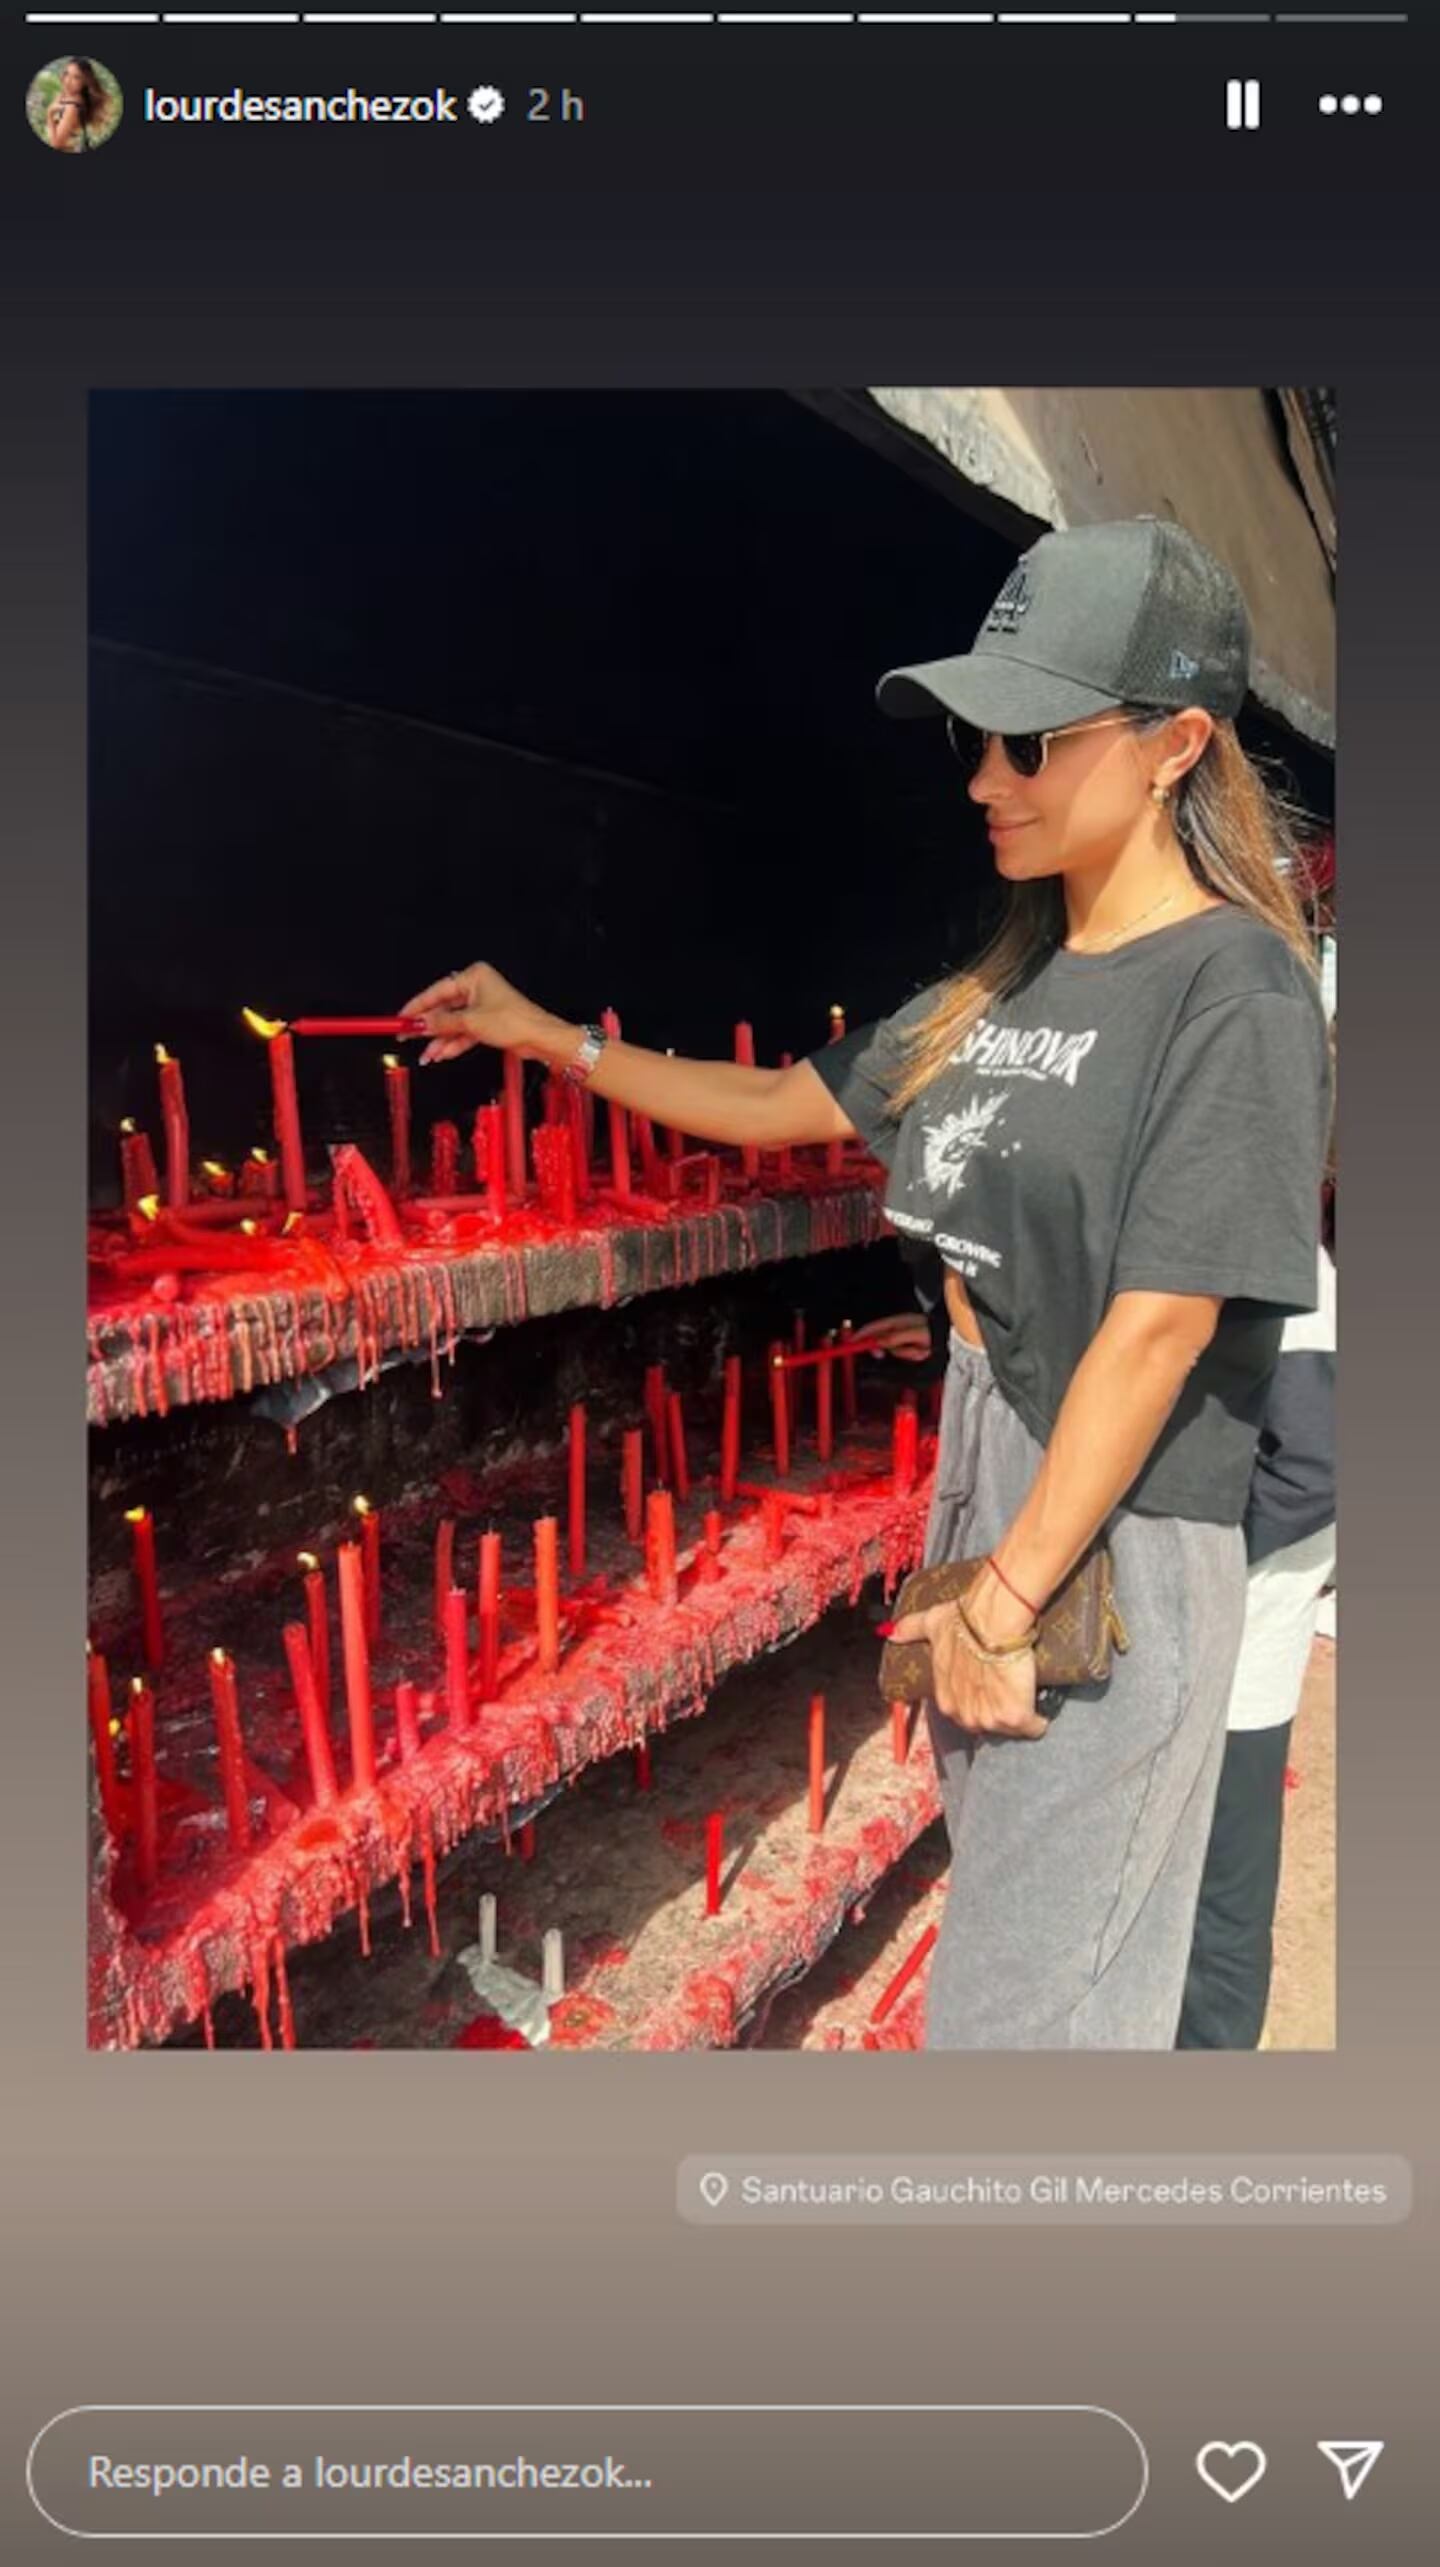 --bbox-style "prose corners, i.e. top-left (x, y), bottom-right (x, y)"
top-left (698, 2171), bottom-right (729, 2209)
top-left (1195, 2441), bottom-right (1267, 2504)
